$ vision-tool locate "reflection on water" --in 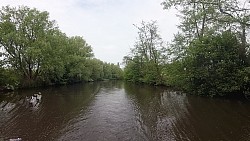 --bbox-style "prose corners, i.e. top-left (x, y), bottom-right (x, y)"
top-left (0, 83), bottom-right (100, 141)
top-left (124, 83), bottom-right (191, 141)
top-left (1, 81), bottom-right (250, 141)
